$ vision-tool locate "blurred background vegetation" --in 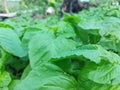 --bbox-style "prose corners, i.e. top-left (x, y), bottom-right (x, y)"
top-left (0, 0), bottom-right (120, 19)
top-left (0, 0), bottom-right (62, 15)
top-left (0, 0), bottom-right (119, 13)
